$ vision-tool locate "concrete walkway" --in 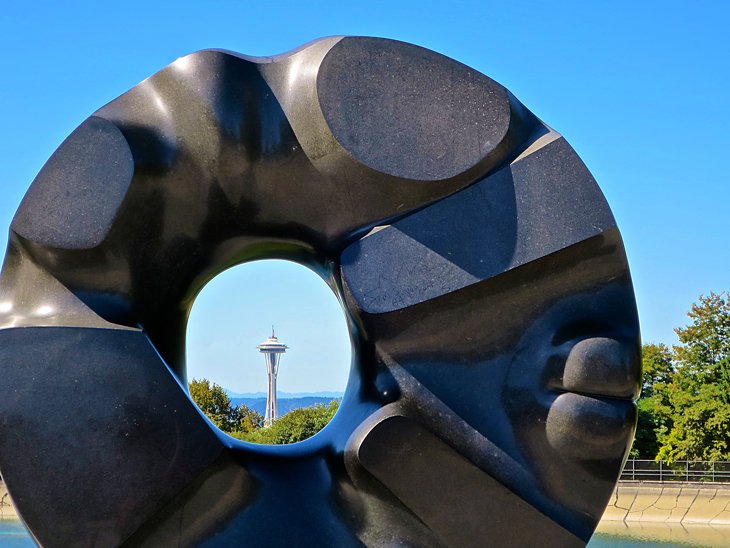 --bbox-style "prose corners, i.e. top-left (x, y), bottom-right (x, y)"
top-left (602, 481), bottom-right (730, 524)
top-left (0, 481), bottom-right (18, 518)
